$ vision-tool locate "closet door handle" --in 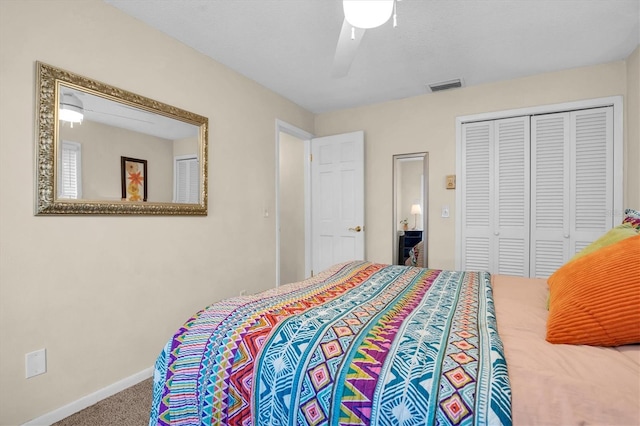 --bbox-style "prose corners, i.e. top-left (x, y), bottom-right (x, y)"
top-left (494, 231), bottom-right (500, 236)
top-left (349, 226), bottom-right (362, 232)
top-left (563, 234), bottom-right (569, 238)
